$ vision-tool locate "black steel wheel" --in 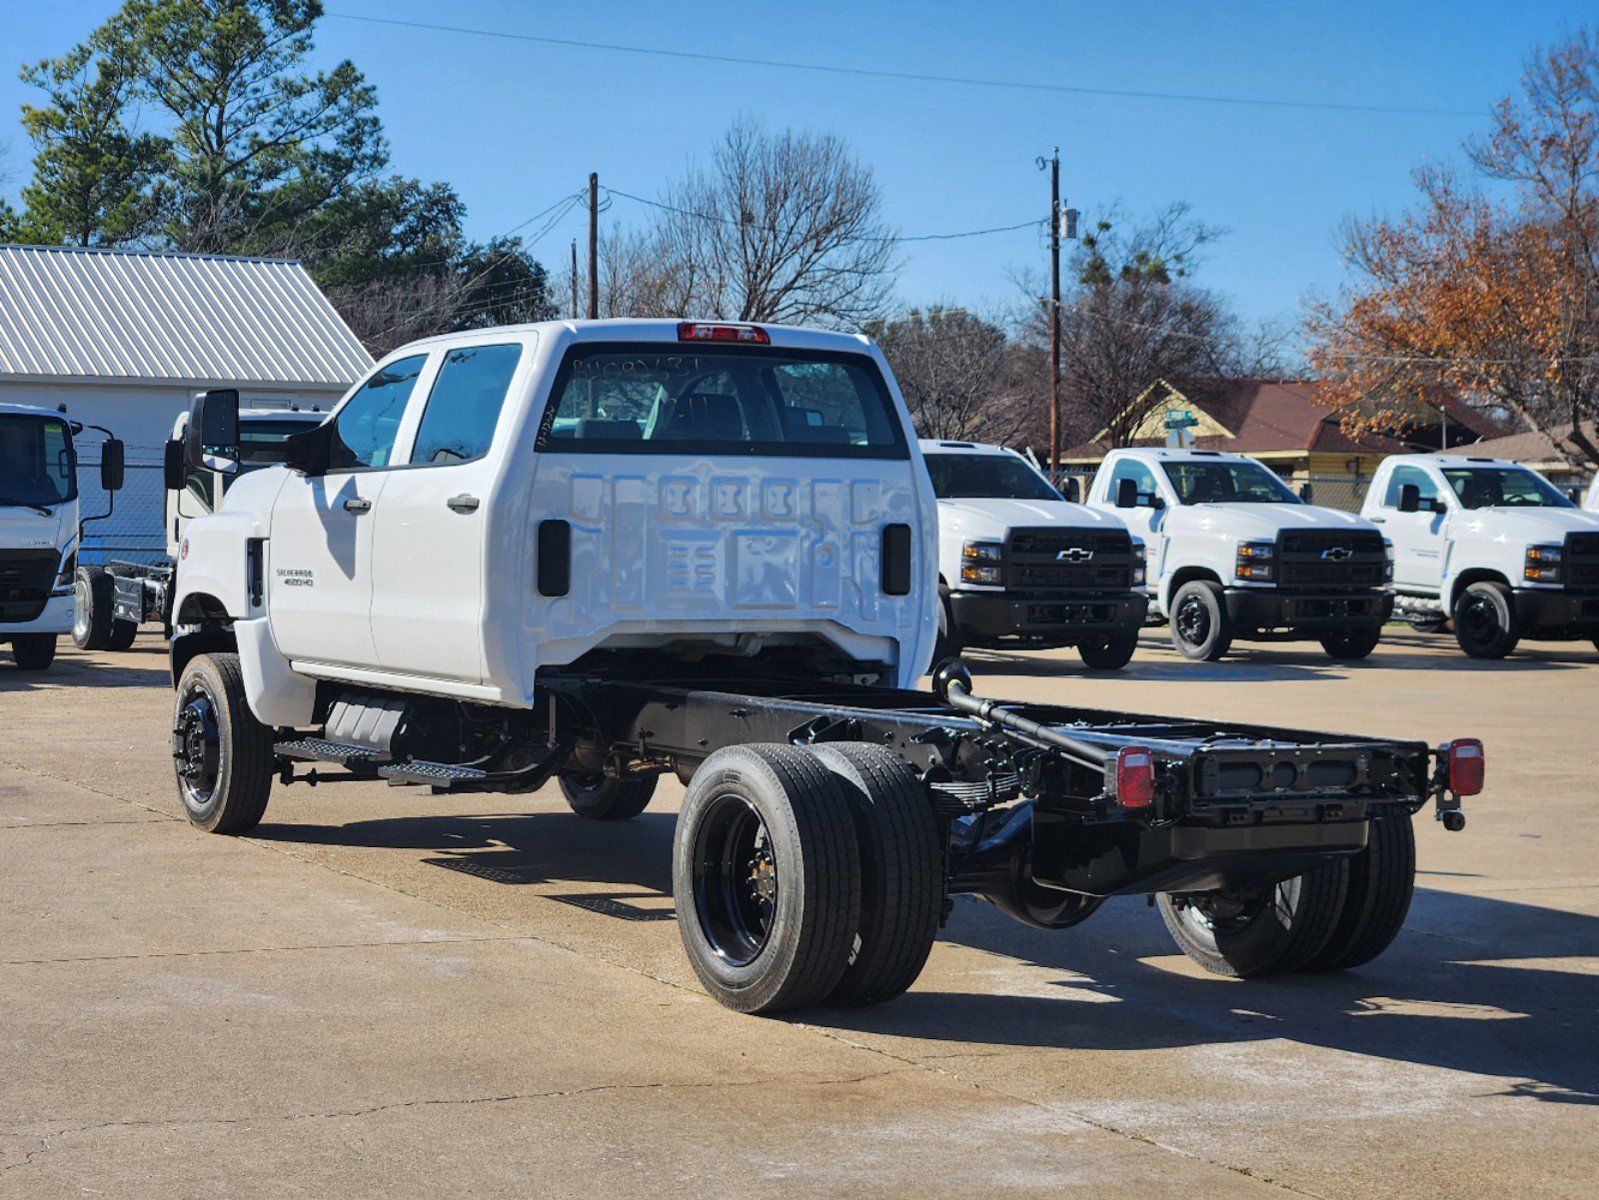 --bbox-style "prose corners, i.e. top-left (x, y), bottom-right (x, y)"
top-left (1169, 580), bottom-right (1233, 661)
top-left (1319, 625), bottom-right (1382, 661)
top-left (1157, 864), bottom-right (1347, 978)
top-left (172, 652), bottom-right (273, 834)
top-left (8, 634), bottom-right (56, 671)
top-left (1078, 629), bottom-right (1140, 670)
top-left (559, 771), bottom-right (656, 820)
top-left (673, 744), bottom-right (860, 1014)
top-left (1452, 581), bottom-right (1519, 659)
top-left (811, 744), bottom-right (943, 1007)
